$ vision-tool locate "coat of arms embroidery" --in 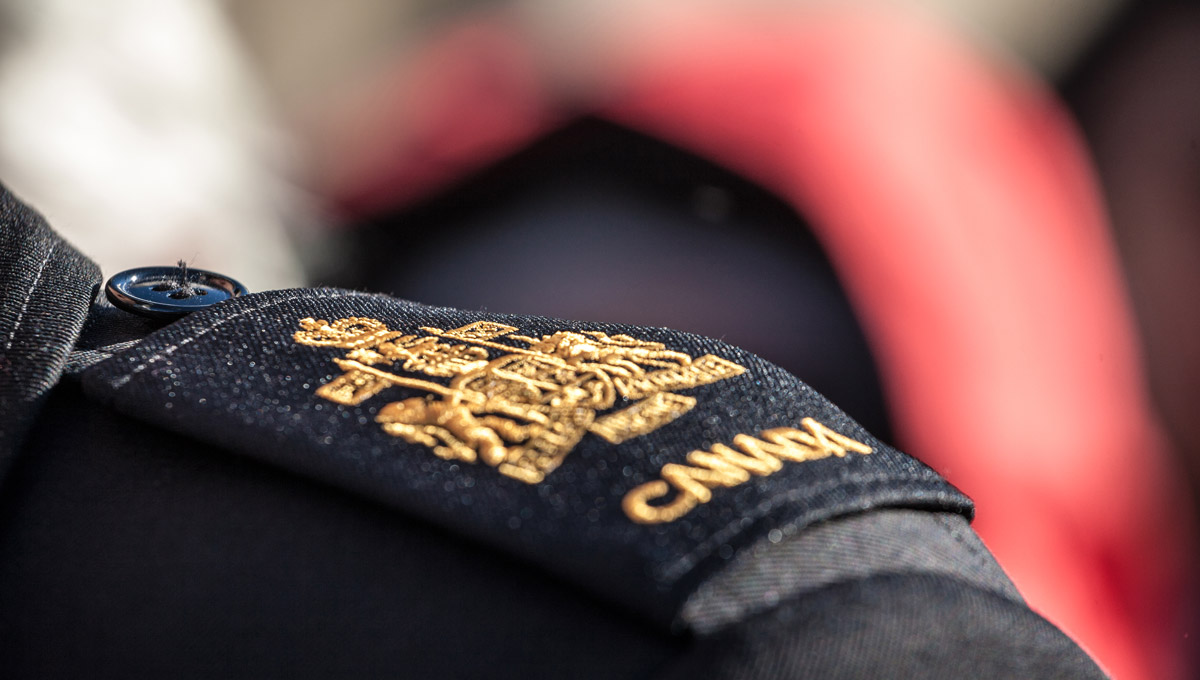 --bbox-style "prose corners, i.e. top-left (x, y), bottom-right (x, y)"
top-left (295, 317), bottom-right (746, 484)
